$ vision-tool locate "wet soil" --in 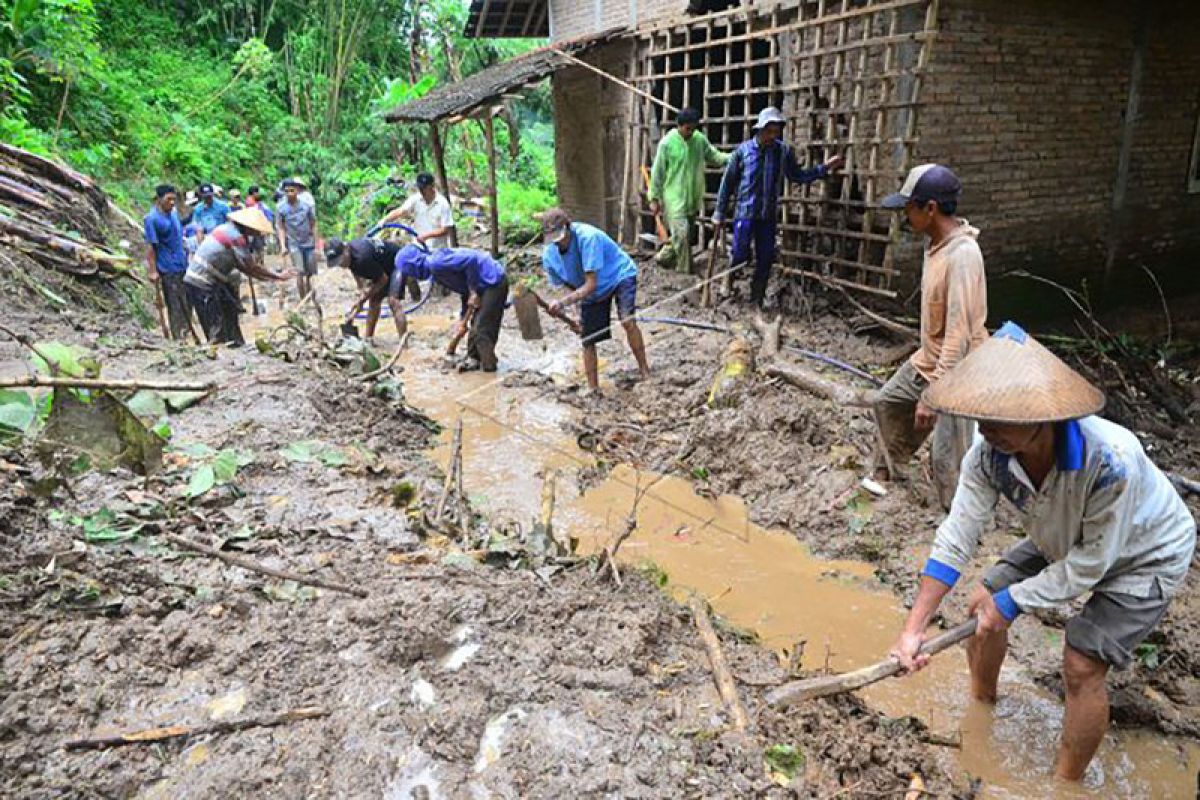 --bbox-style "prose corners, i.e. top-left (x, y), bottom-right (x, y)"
top-left (0, 277), bottom-right (953, 797)
top-left (558, 265), bottom-right (1200, 779)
